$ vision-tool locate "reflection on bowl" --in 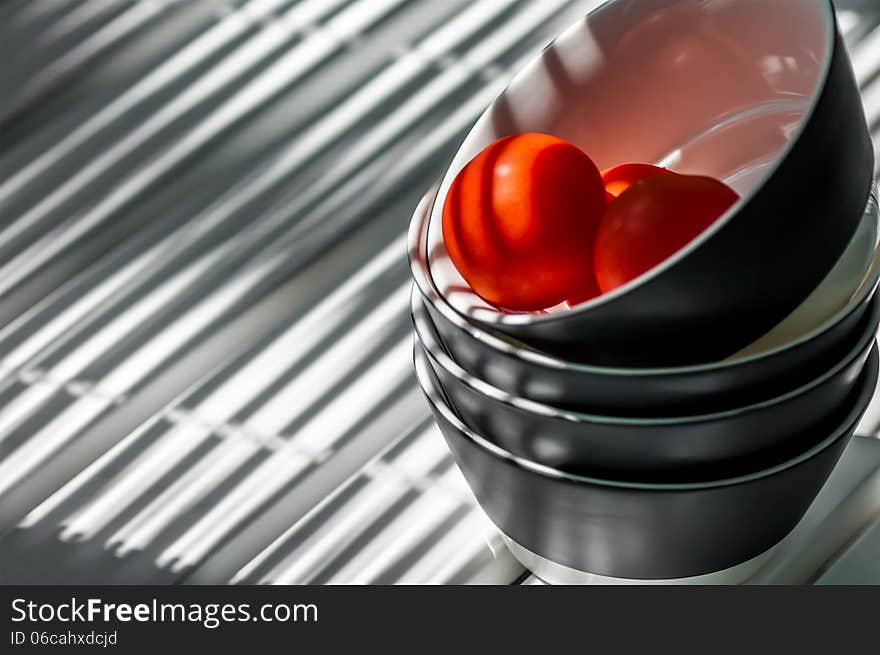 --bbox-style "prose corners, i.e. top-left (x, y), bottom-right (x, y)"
top-left (735, 187), bottom-right (879, 358)
top-left (409, 182), bottom-right (880, 416)
top-left (413, 340), bottom-right (879, 580)
top-left (414, 284), bottom-right (879, 478)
